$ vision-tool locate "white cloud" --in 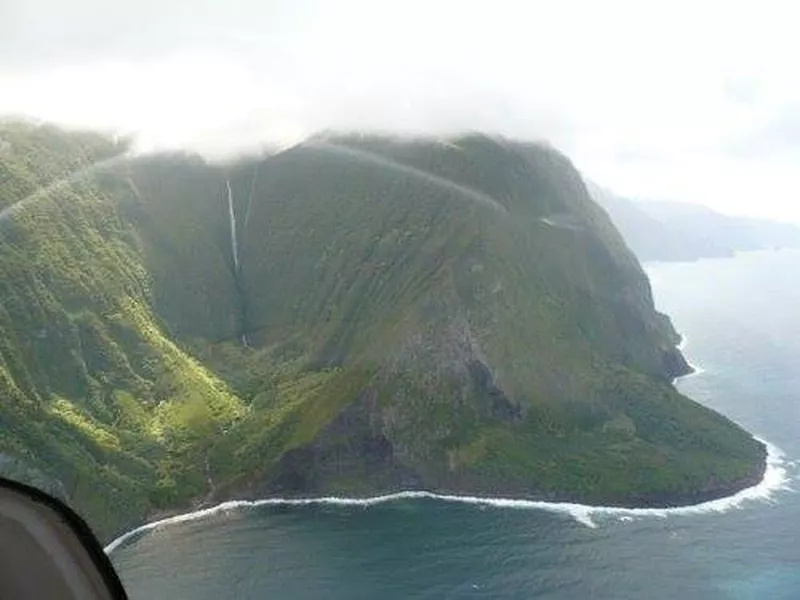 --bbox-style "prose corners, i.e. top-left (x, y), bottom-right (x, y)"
top-left (2, 0), bottom-right (800, 221)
